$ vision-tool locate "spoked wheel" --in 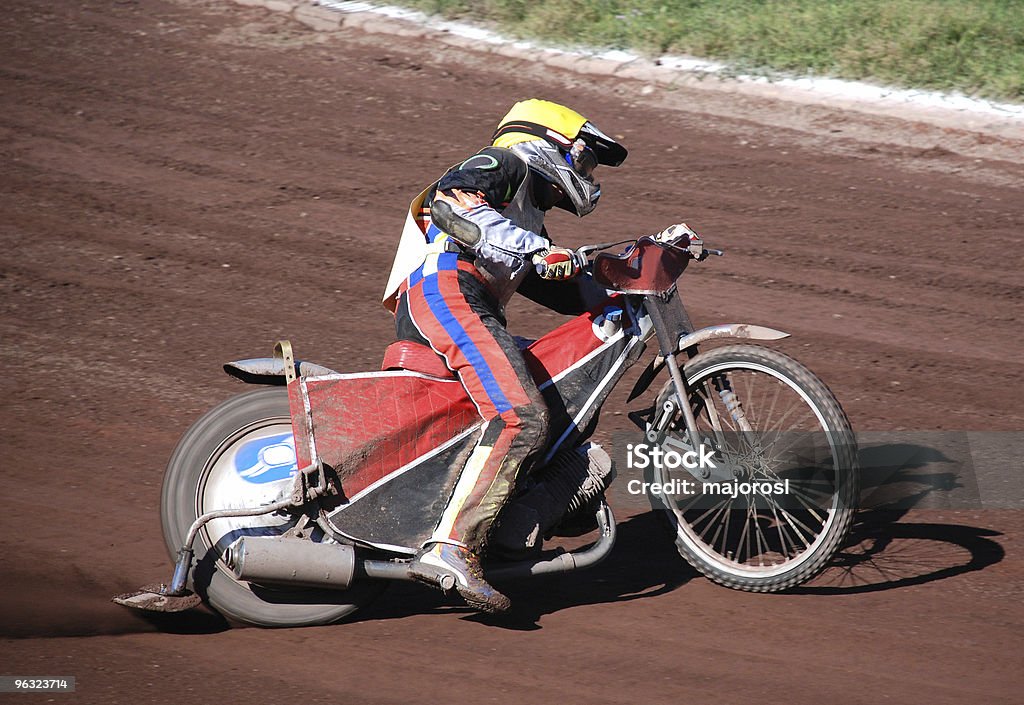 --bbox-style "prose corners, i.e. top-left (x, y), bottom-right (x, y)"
top-left (161, 388), bottom-right (385, 627)
top-left (651, 345), bottom-right (858, 592)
